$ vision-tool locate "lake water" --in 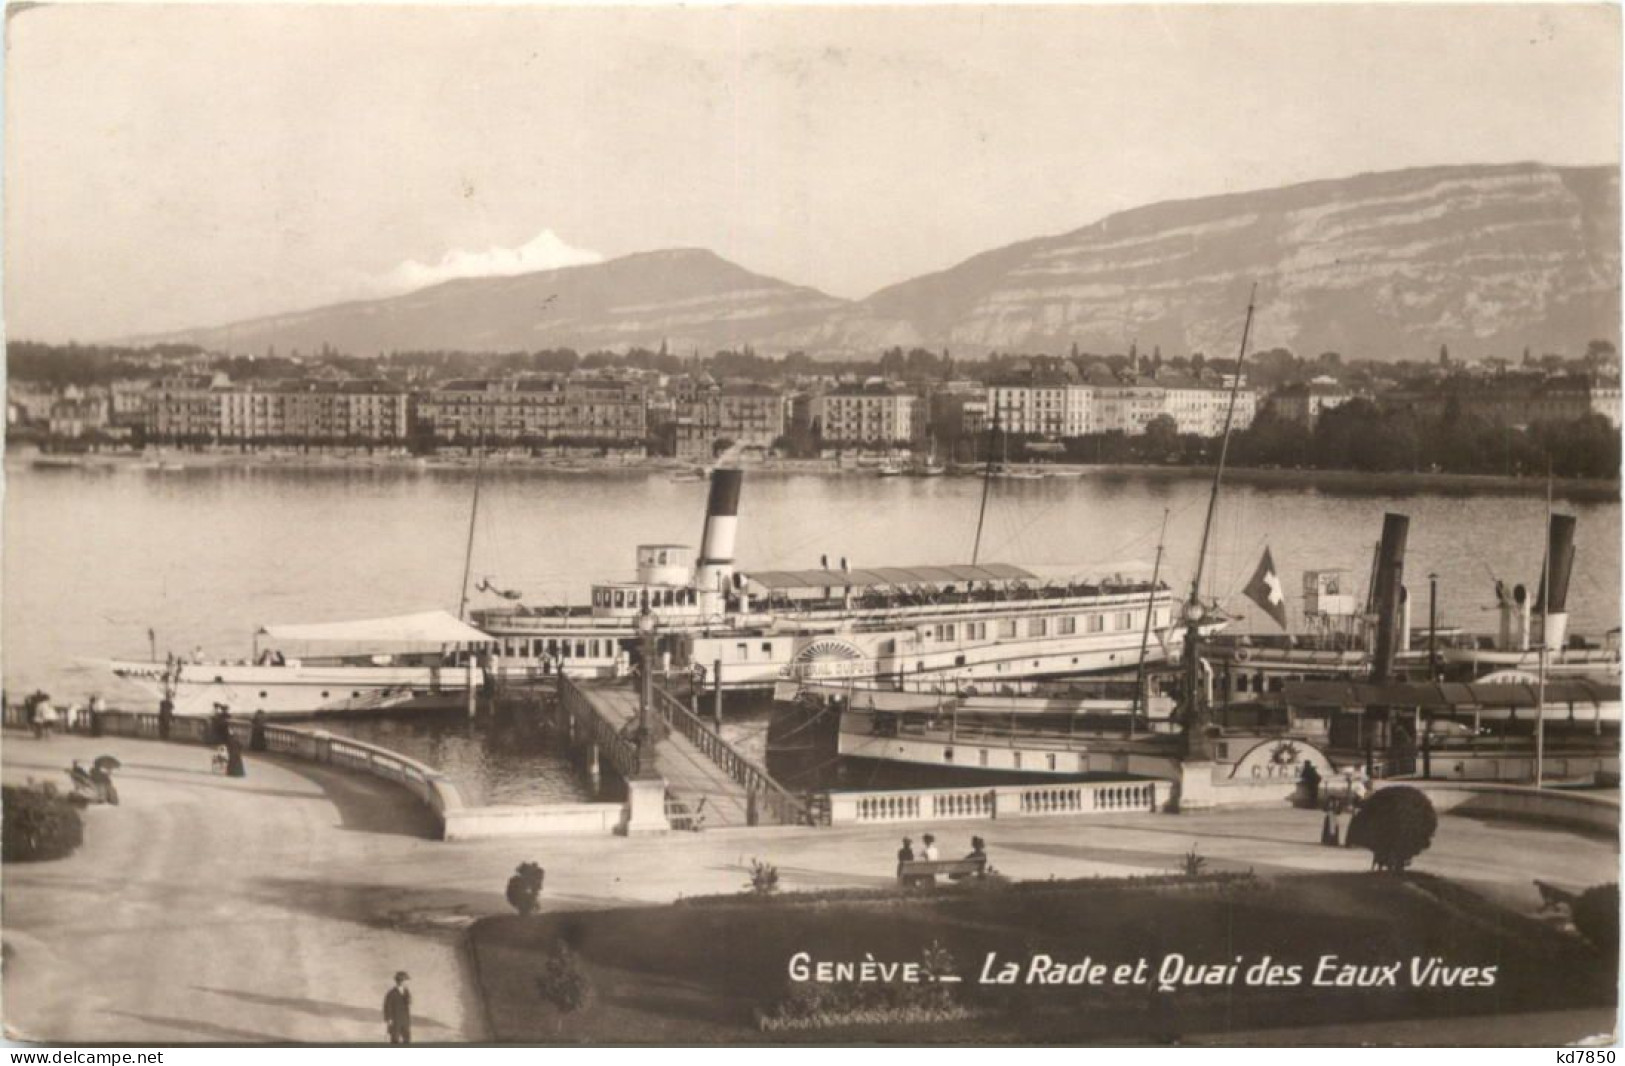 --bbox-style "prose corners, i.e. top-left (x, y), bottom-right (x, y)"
top-left (5, 456), bottom-right (1618, 802)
